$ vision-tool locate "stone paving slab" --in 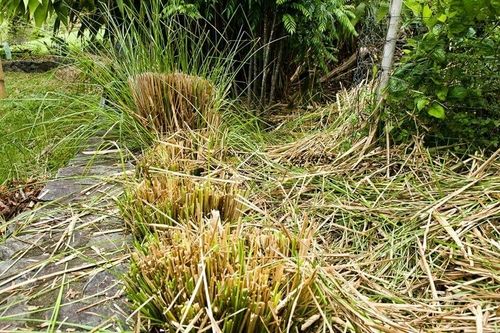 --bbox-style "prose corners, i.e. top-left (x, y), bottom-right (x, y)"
top-left (0, 142), bottom-right (133, 332)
